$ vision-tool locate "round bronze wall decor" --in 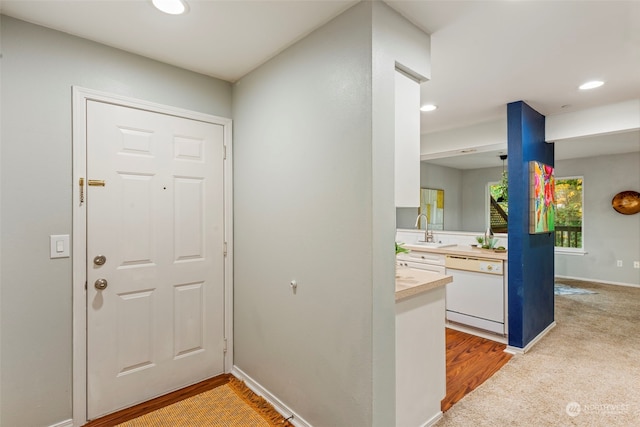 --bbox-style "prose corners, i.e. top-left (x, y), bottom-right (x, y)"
top-left (611, 190), bottom-right (640, 215)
